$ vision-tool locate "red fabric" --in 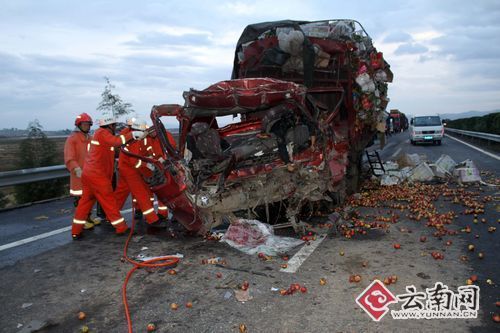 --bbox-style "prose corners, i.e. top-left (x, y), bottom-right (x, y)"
top-left (84, 127), bottom-right (133, 180)
top-left (64, 130), bottom-right (91, 196)
top-left (115, 130), bottom-right (159, 224)
top-left (72, 127), bottom-right (132, 235)
top-left (72, 173), bottom-right (128, 235)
